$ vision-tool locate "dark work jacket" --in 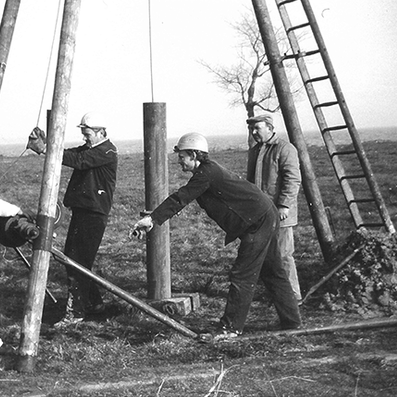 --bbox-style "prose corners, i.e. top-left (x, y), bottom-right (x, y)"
top-left (63, 139), bottom-right (118, 216)
top-left (151, 160), bottom-right (276, 245)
